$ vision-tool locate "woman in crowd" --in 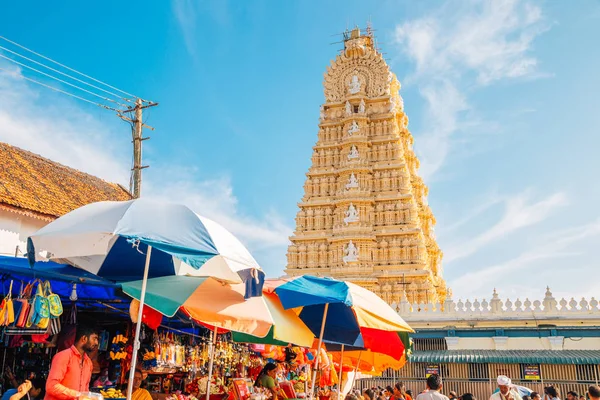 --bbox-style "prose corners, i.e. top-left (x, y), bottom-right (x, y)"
top-left (254, 363), bottom-right (283, 400)
top-left (126, 369), bottom-right (152, 400)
